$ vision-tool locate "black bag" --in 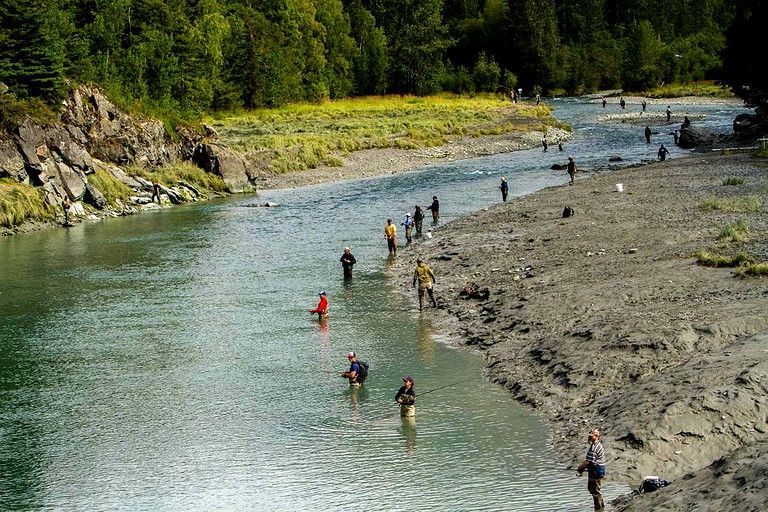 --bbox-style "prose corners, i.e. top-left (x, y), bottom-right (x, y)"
top-left (562, 206), bottom-right (575, 218)
top-left (356, 359), bottom-right (369, 382)
top-left (639, 478), bottom-right (670, 494)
